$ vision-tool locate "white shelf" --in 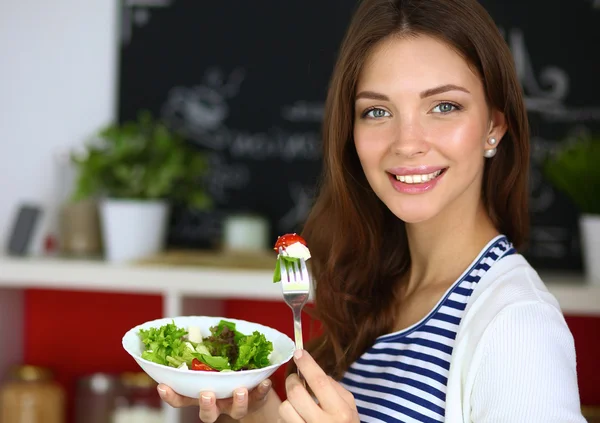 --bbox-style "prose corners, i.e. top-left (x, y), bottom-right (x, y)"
top-left (0, 255), bottom-right (281, 300)
top-left (0, 256), bottom-right (598, 315)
